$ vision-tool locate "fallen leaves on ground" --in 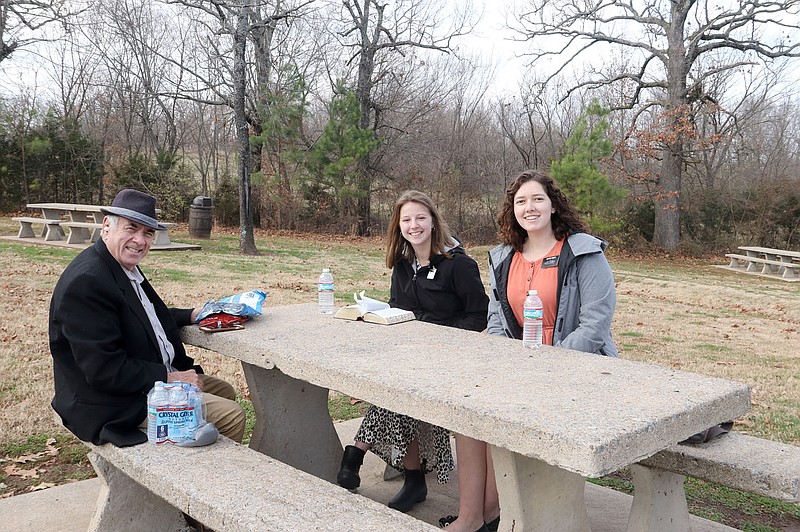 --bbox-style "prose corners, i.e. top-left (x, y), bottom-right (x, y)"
top-left (4, 463), bottom-right (39, 479)
top-left (29, 482), bottom-right (56, 492)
